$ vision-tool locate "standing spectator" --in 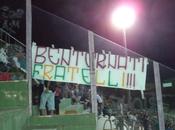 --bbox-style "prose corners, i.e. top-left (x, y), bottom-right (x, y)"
top-left (80, 93), bottom-right (90, 110)
top-left (32, 79), bottom-right (43, 105)
top-left (97, 94), bottom-right (103, 116)
top-left (39, 81), bottom-right (55, 115)
top-left (103, 96), bottom-right (112, 117)
top-left (70, 84), bottom-right (79, 104)
top-left (141, 111), bottom-right (149, 130)
top-left (54, 82), bottom-right (62, 115)
top-left (74, 84), bottom-right (81, 101)
top-left (71, 89), bottom-right (77, 104)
